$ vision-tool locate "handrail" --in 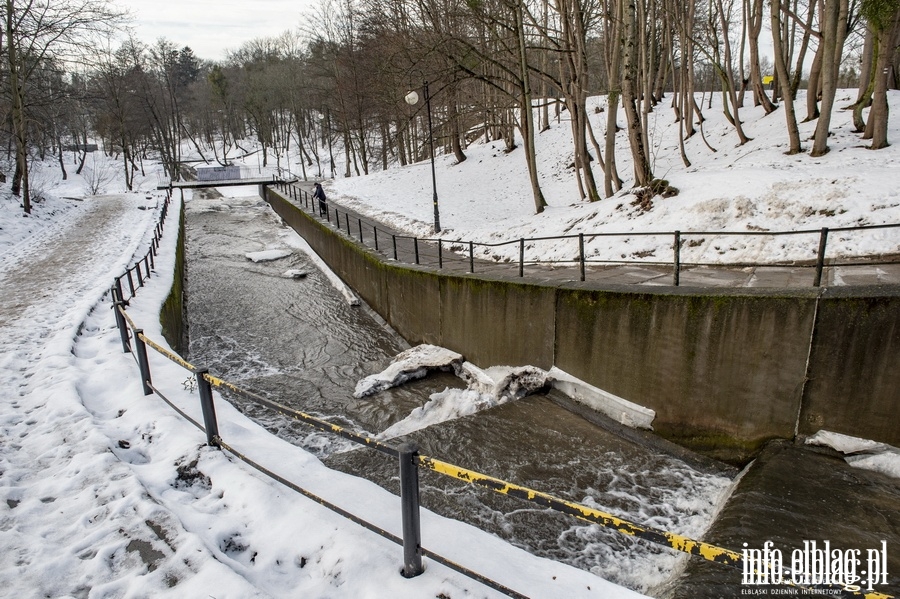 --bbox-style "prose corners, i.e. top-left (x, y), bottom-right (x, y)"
top-left (273, 181), bottom-right (900, 287)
